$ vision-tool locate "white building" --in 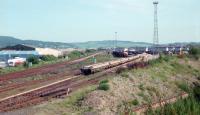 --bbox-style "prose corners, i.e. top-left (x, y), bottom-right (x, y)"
top-left (35, 48), bottom-right (63, 57)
